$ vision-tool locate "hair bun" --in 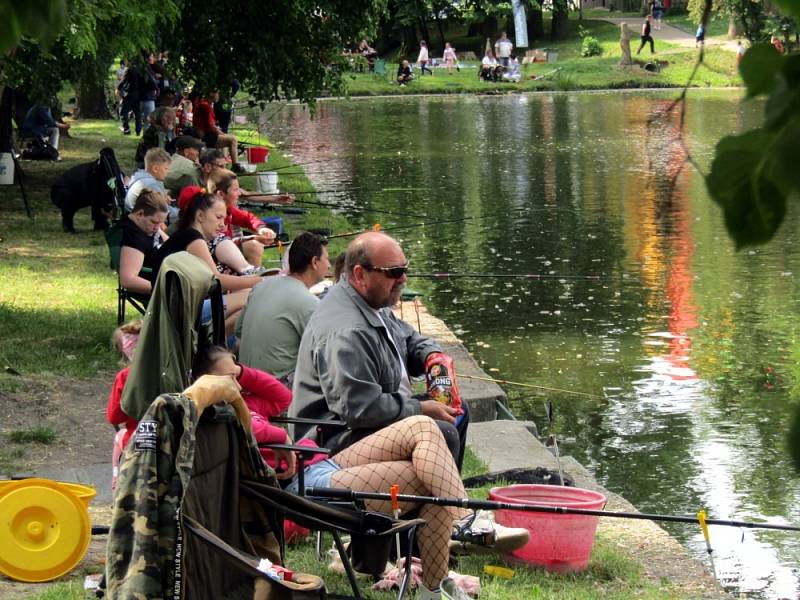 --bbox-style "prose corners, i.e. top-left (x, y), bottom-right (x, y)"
top-left (177, 185), bottom-right (205, 211)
